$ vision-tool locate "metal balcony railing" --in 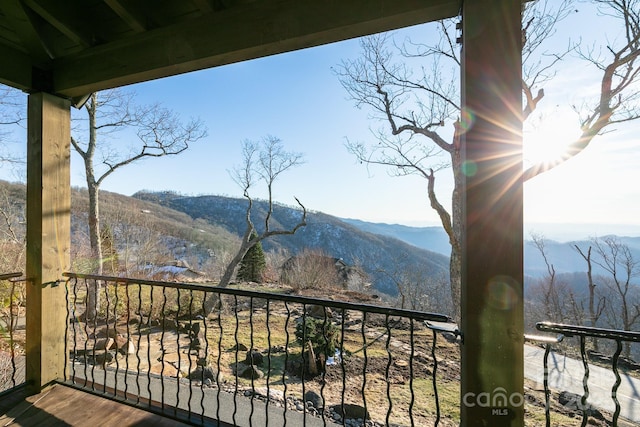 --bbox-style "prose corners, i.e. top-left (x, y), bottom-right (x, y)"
top-left (63, 273), bottom-right (455, 427)
top-left (532, 322), bottom-right (640, 427)
top-left (11, 269), bottom-right (639, 426)
top-left (0, 272), bottom-right (26, 394)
